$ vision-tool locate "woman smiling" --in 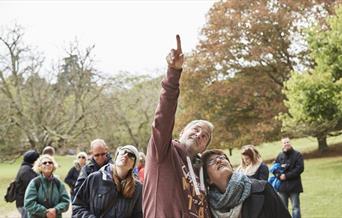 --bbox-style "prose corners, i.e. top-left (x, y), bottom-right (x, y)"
top-left (24, 154), bottom-right (70, 218)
